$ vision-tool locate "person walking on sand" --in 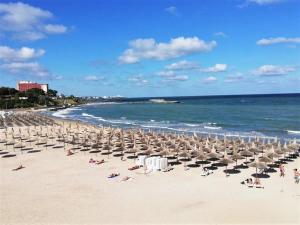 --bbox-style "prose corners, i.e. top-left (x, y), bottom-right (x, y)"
top-left (67, 149), bottom-right (74, 156)
top-left (294, 169), bottom-right (300, 184)
top-left (279, 164), bottom-right (285, 177)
